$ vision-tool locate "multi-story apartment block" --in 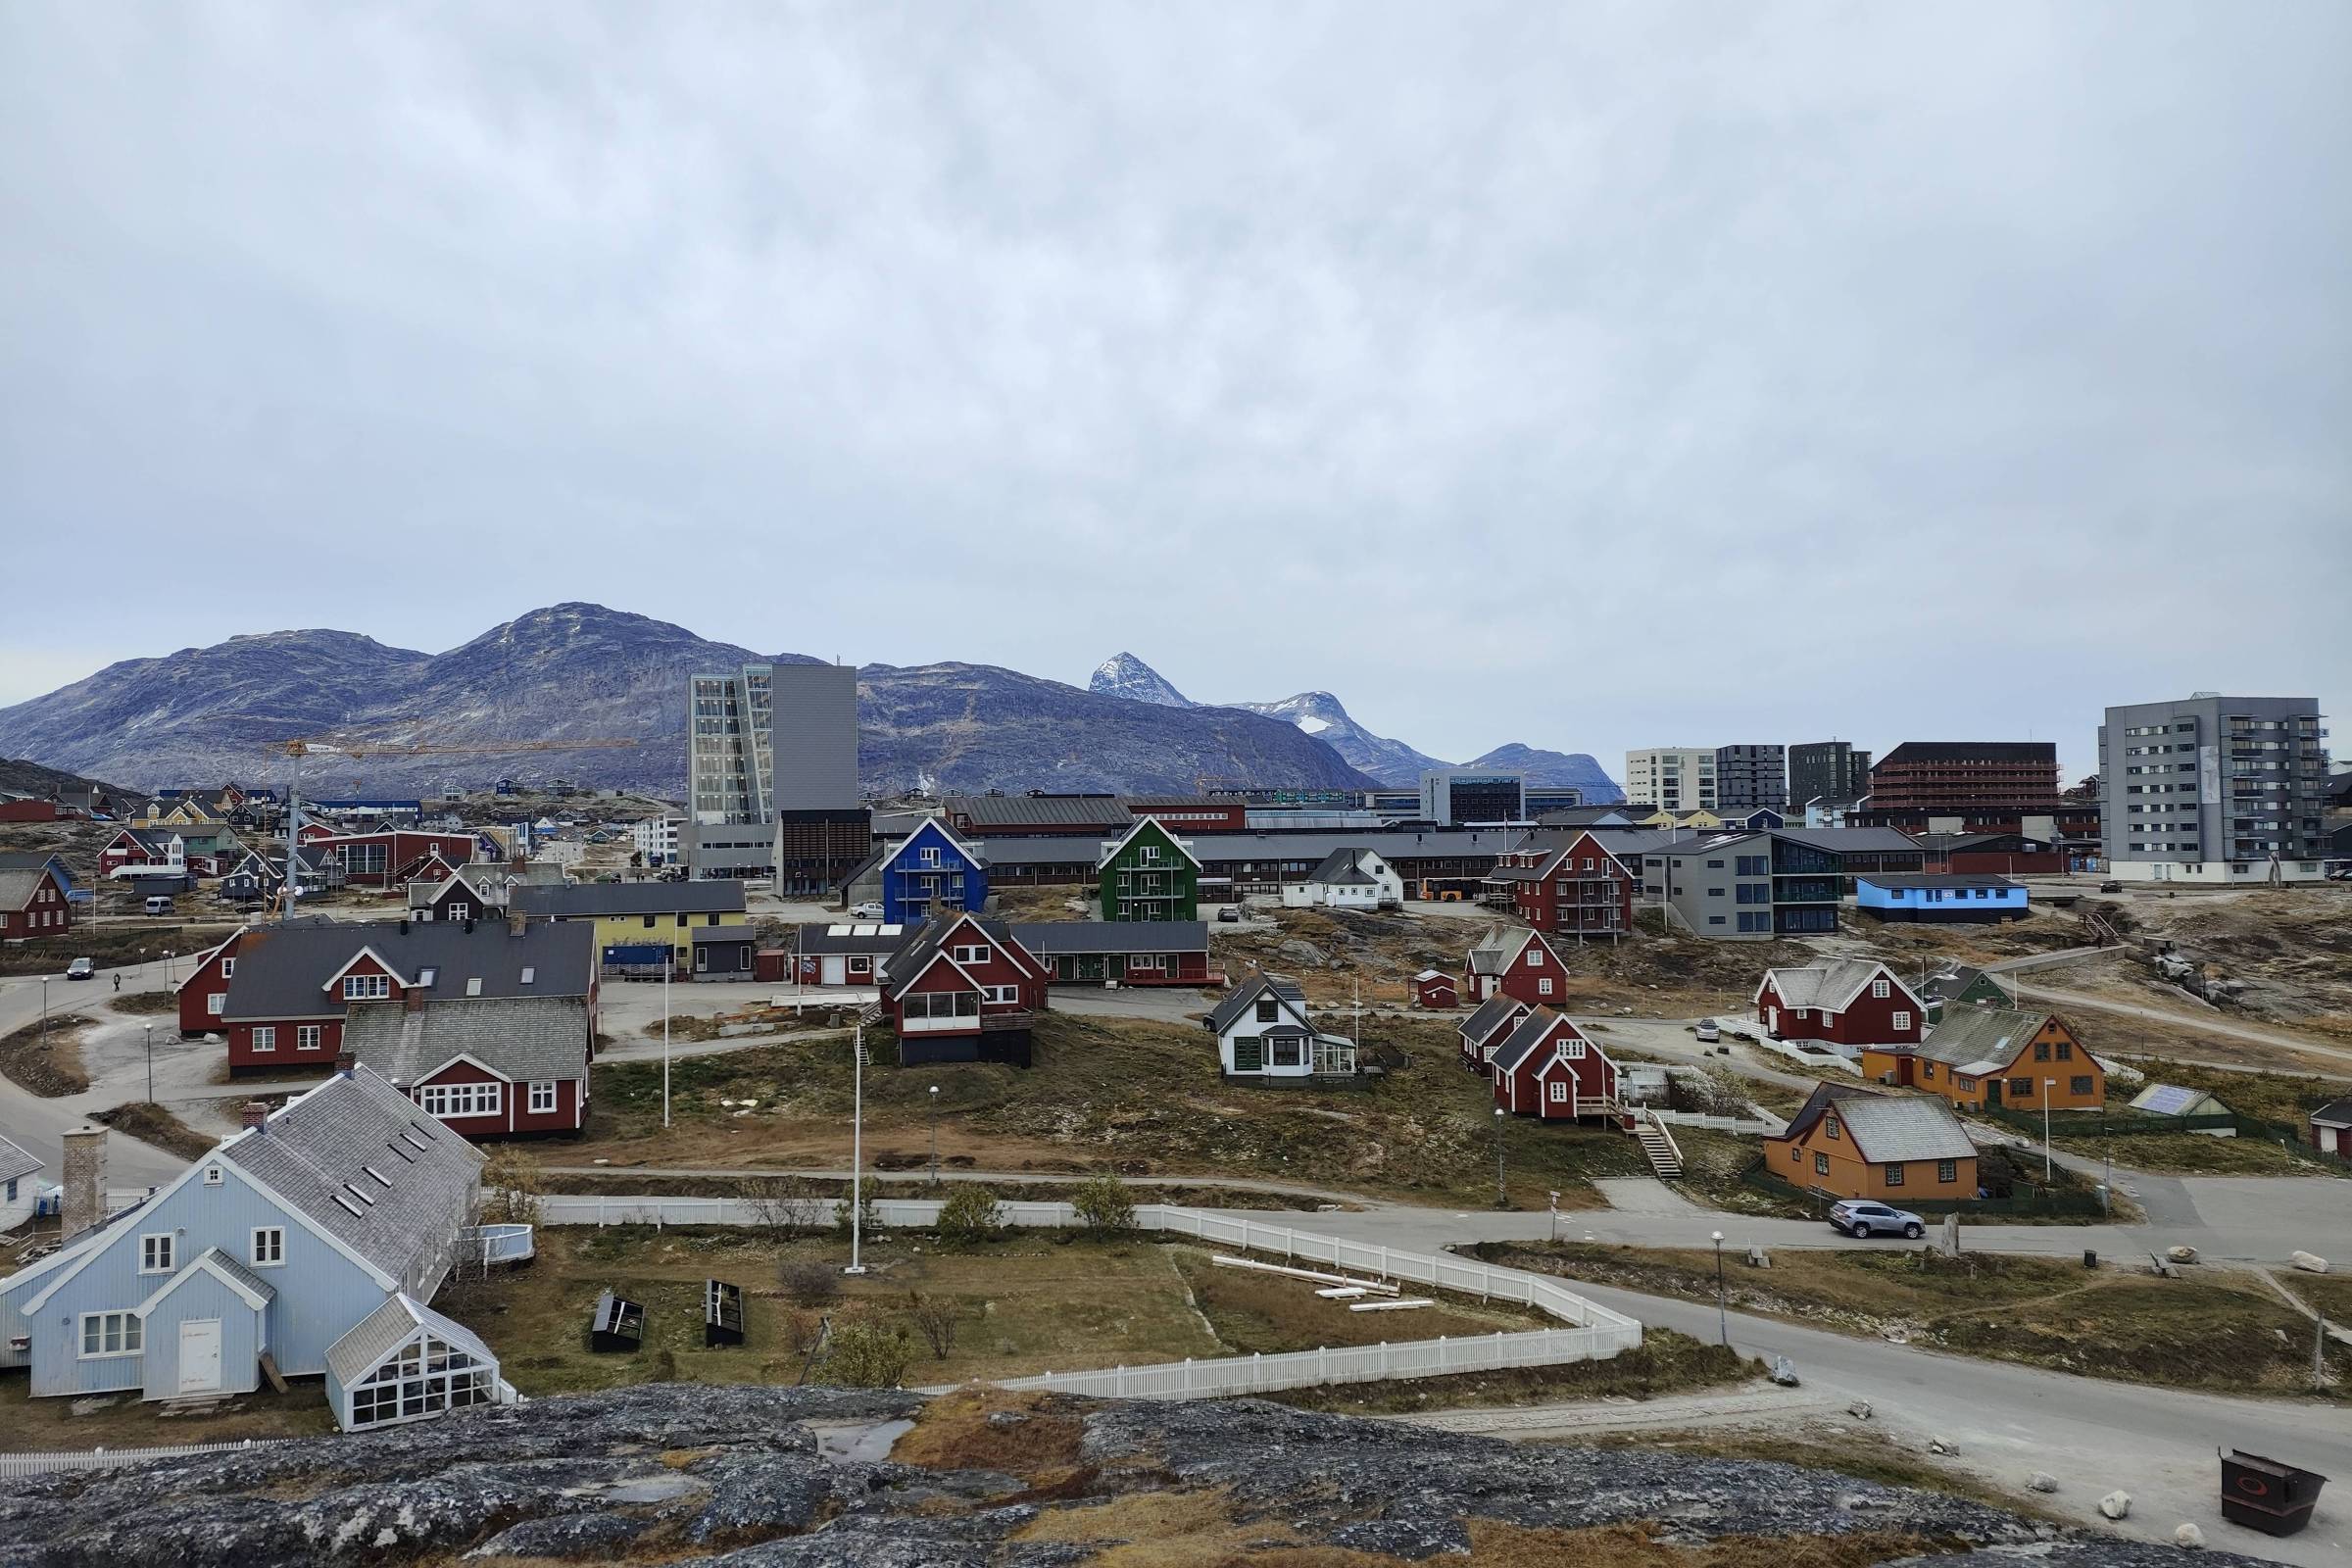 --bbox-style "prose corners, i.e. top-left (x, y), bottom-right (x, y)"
top-left (1419, 769), bottom-right (1525, 826)
top-left (630, 815), bottom-right (682, 865)
top-left (2098, 695), bottom-right (2331, 883)
top-left (687, 664), bottom-right (774, 825)
top-left (1788, 742), bottom-right (1872, 810)
top-left (1713, 745), bottom-right (1787, 812)
top-left (770, 663), bottom-right (861, 810)
top-left (1868, 743), bottom-right (2059, 818)
top-left (1623, 749), bottom-right (1715, 812)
